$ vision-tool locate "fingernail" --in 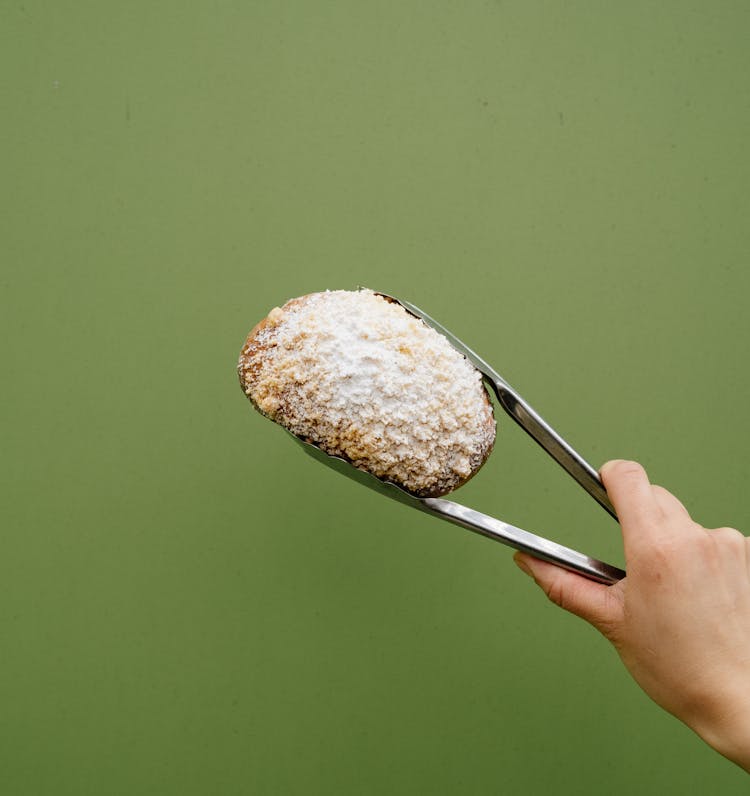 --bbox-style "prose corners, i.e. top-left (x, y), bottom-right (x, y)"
top-left (513, 553), bottom-right (533, 578)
